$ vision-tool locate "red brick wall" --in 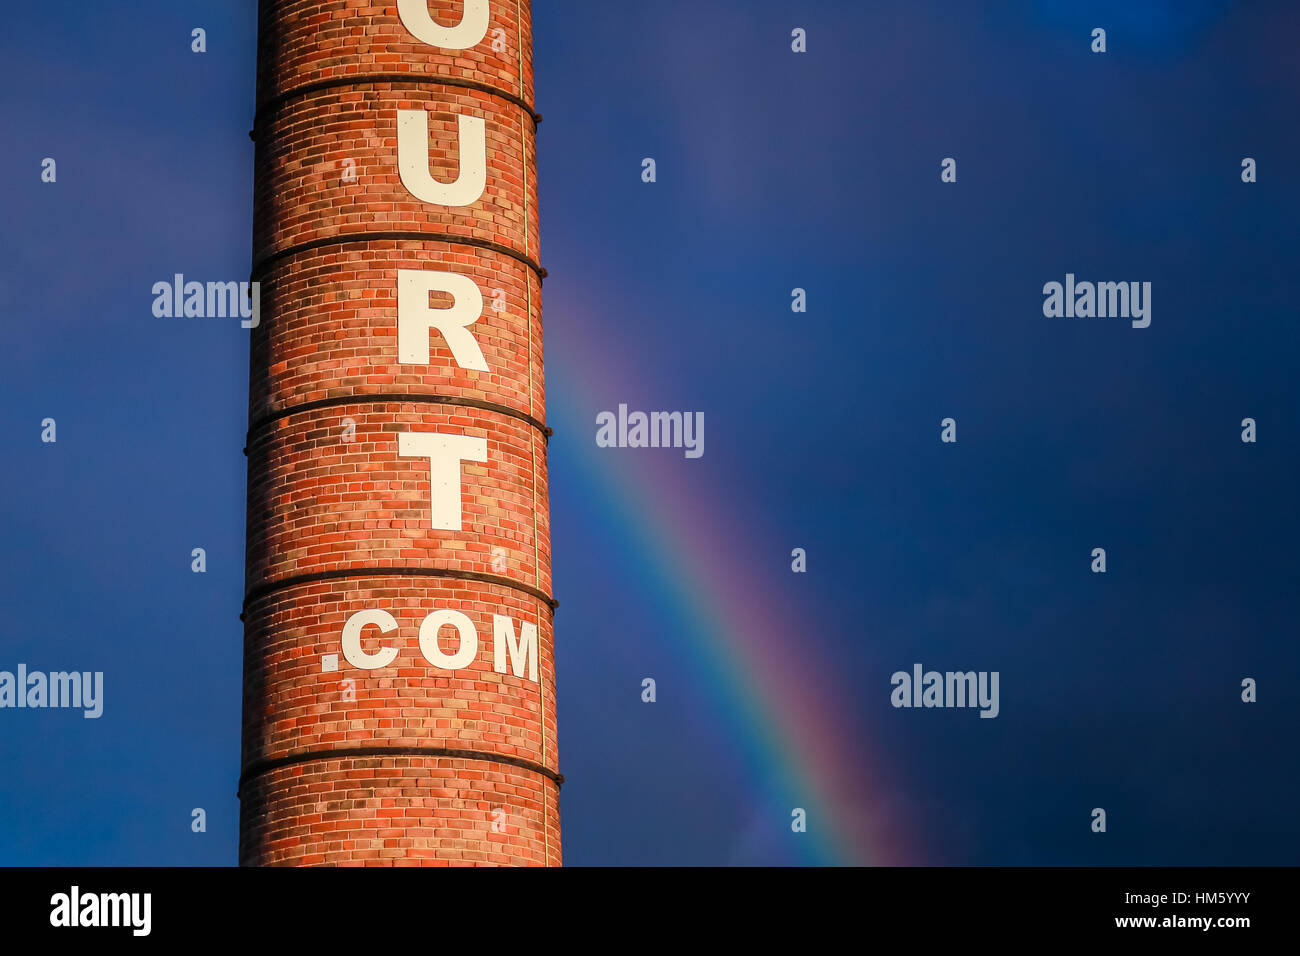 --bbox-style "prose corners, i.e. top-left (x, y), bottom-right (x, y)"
top-left (251, 90), bottom-right (540, 262)
top-left (248, 244), bottom-right (544, 421)
top-left (256, 1), bottom-right (534, 108)
top-left (241, 0), bottom-right (557, 866)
